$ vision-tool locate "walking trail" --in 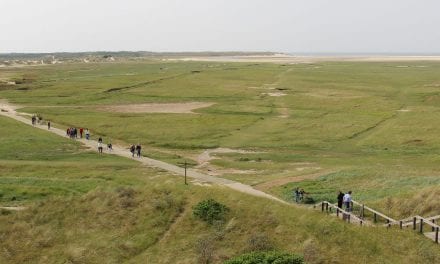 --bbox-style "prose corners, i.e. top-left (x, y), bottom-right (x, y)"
top-left (0, 100), bottom-right (288, 205)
